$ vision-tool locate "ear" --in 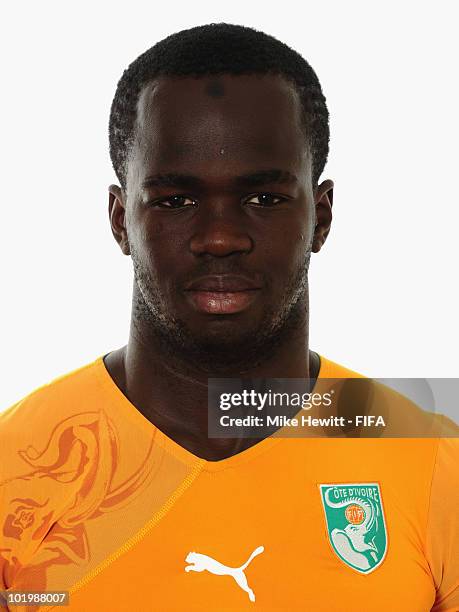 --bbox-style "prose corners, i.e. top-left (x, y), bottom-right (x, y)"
top-left (312, 179), bottom-right (333, 253)
top-left (108, 184), bottom-right (130, 255)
